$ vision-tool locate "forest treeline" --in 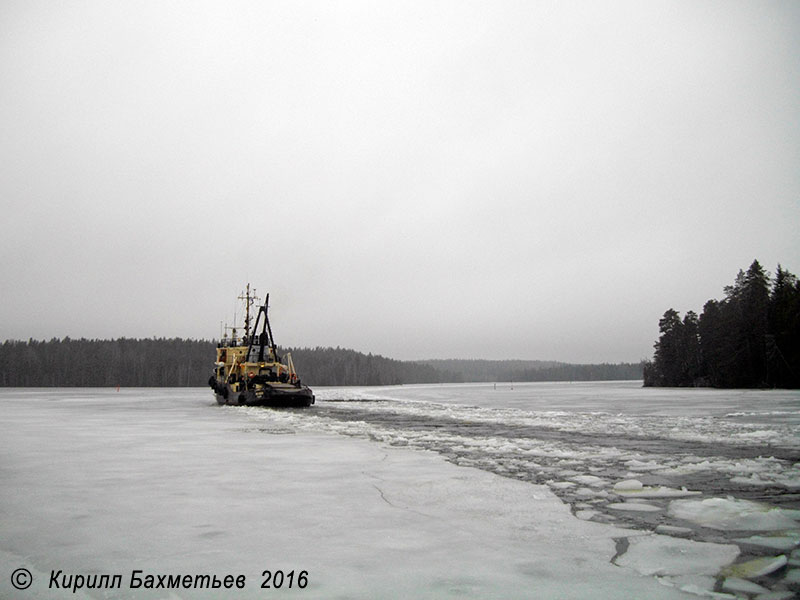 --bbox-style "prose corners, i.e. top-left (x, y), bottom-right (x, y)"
top-left (0, 338), bottom-right (643, 387)
top-left (419, 359), bottom-right (643, 383)
top-left (644, 260), bottom-right (800, 388)
top-left (0, 337), bottom-right (212, 387)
